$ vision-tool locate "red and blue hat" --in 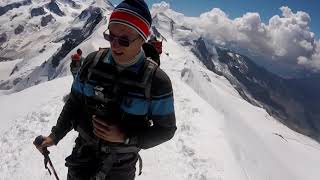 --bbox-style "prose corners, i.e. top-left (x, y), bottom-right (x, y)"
top-left (109, 0), bottom-right (152, 41)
